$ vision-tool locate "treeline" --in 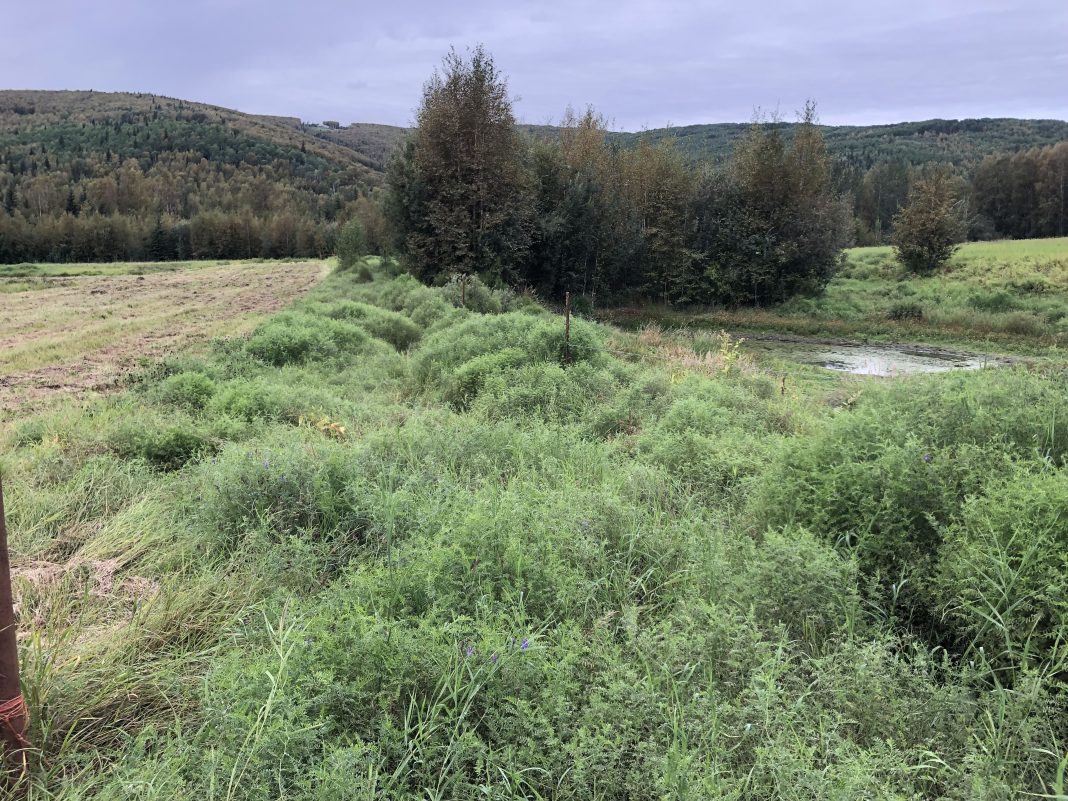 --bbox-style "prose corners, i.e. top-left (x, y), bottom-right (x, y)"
top-left (971, 142), bottom-right (1068, 239)
top-left (0, 211), bottom-right (336, 263)
top-left (0, 97), bottom-right (376, 263)
top-left (385, 48), bottom-right (848, 305)
top-left (840, 142), bottom-right (1068, 244)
